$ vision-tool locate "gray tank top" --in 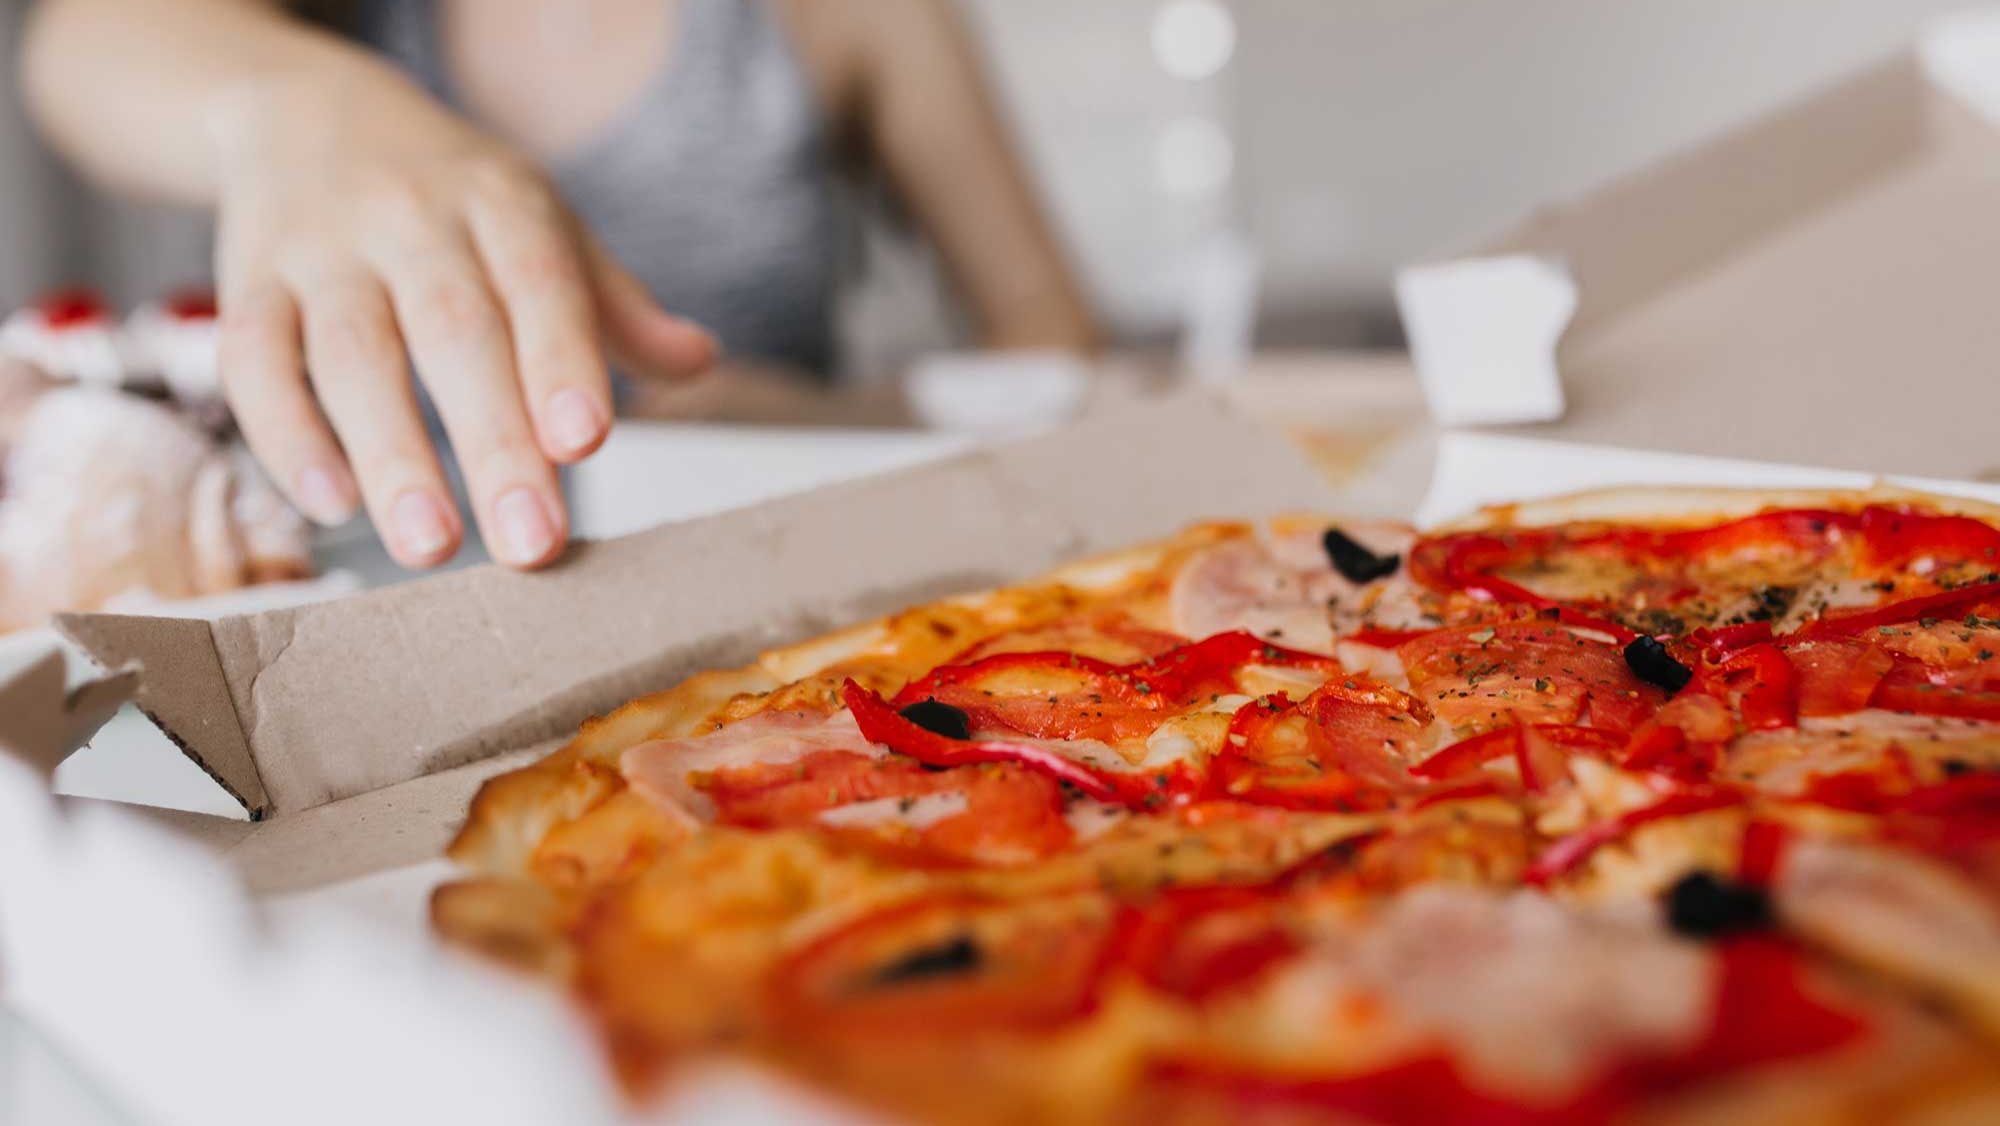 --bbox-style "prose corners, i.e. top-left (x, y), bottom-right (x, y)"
top-left (358, 0), bottom-right (839, 377)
